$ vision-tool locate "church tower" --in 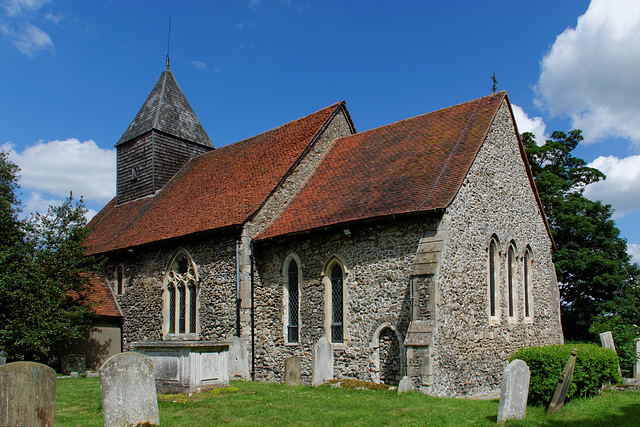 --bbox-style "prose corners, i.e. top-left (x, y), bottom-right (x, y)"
top-left (115, 63), bottom-right (213, 205)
